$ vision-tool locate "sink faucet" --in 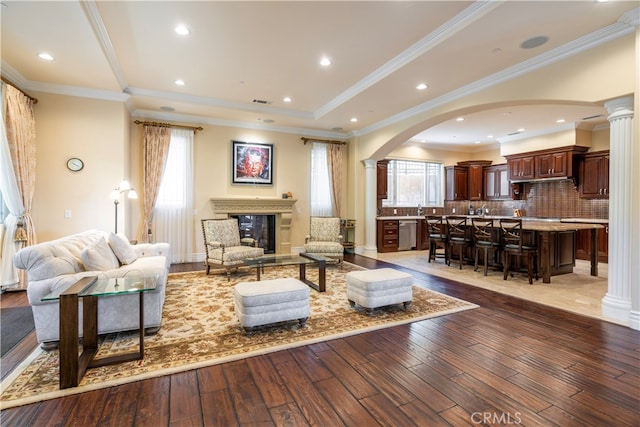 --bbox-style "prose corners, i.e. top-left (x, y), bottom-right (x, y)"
top-left (417, 203), bottom-right (423, 216)
top-left (480, 204), bottom-right (487, 216)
